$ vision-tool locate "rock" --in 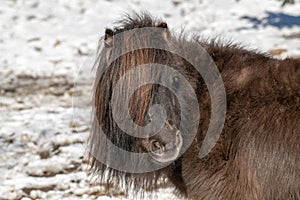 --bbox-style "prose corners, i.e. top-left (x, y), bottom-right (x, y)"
top-left (37, 141), bottom-right (59, 159)
top-left (8, 192), bottom-right (23, 200)
top-left (29, 190), bottom-right (47, 199)
top-left (23, 184), bottom-right (55, 195)
top-left (56, 183), bottom-right (70, 190)
top-left (25, 159), bottom-right (65, 177)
